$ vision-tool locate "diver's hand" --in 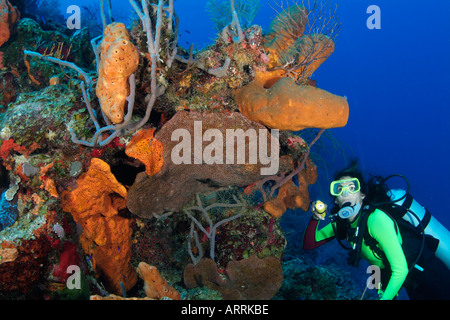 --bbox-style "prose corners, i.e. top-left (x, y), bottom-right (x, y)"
top-left (311, 201), bottom-right (327, 221)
